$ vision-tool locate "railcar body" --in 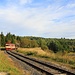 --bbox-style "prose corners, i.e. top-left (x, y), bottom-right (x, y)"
top-left (5, 43), bottom-right (16, 50)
